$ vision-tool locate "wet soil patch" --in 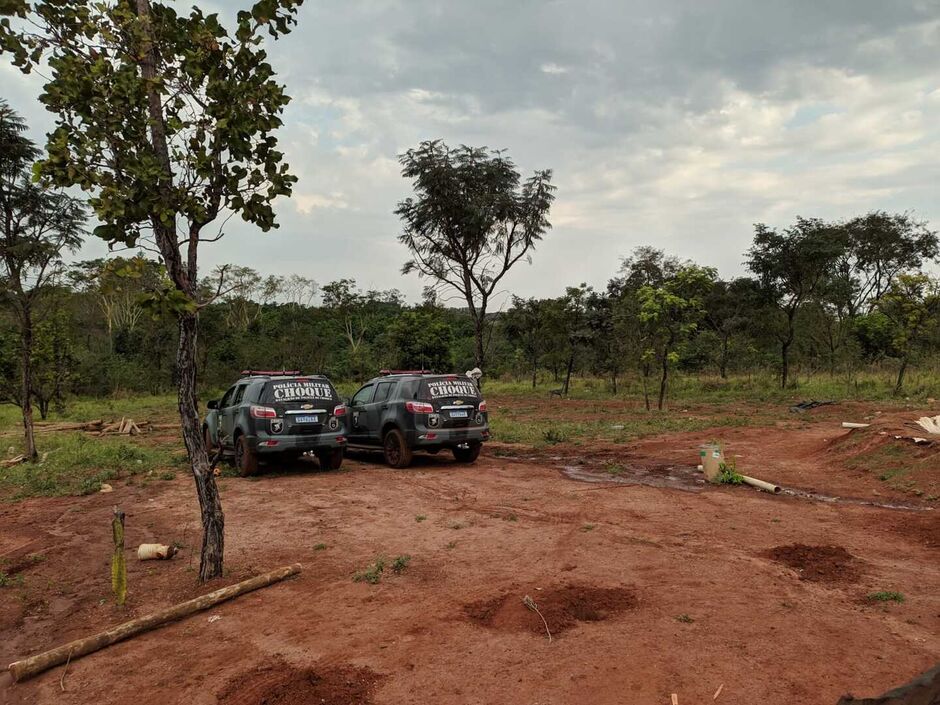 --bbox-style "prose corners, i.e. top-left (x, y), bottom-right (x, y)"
top-left (465, 583), bottom-right (637, 637)
top-left (218, 661), bottom-right (382, 705)
top-left (558, 461), bottom-right (705, 492)
top-left (764, 544), bottom-right (862, 584)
